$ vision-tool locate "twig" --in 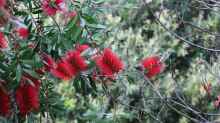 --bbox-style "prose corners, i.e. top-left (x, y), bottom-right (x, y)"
top-left (142, 0), bottom-right (220, 52)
